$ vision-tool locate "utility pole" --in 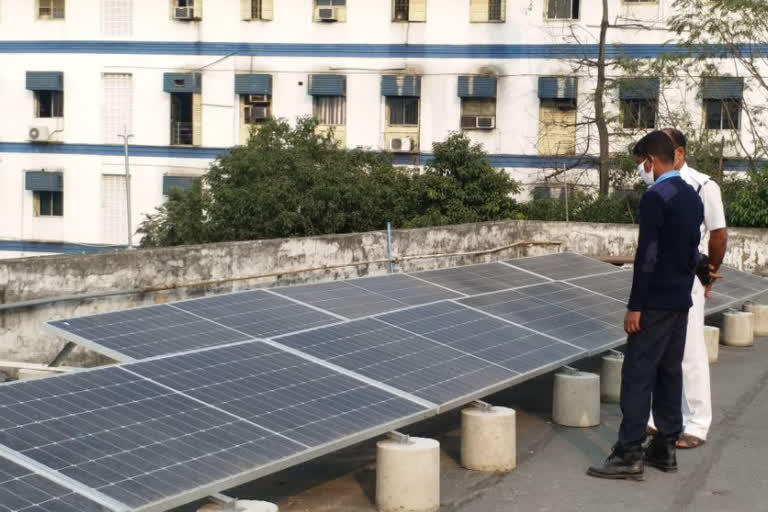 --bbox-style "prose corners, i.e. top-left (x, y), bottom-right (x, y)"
top-left (118, 126), bottom-right (134, 248)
